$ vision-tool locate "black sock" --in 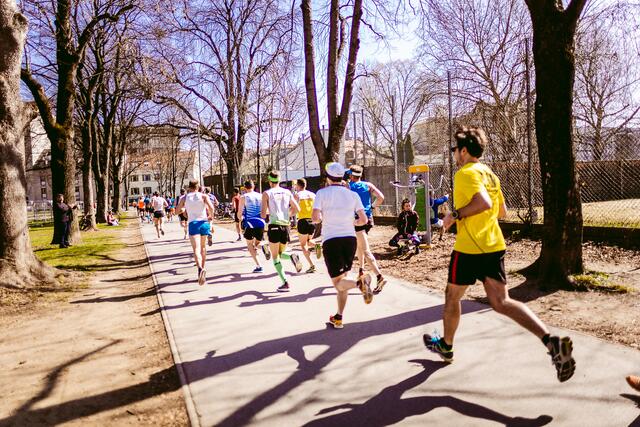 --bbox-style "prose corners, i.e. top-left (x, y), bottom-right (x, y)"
top-left (542, 334), bottom-right (551, 346)
top-left (334, 313), bottom-right (342, 320)
top-left (439, 339), bottom-right (452, 350)
top-left (377, 274), bottom-right (383, 281)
